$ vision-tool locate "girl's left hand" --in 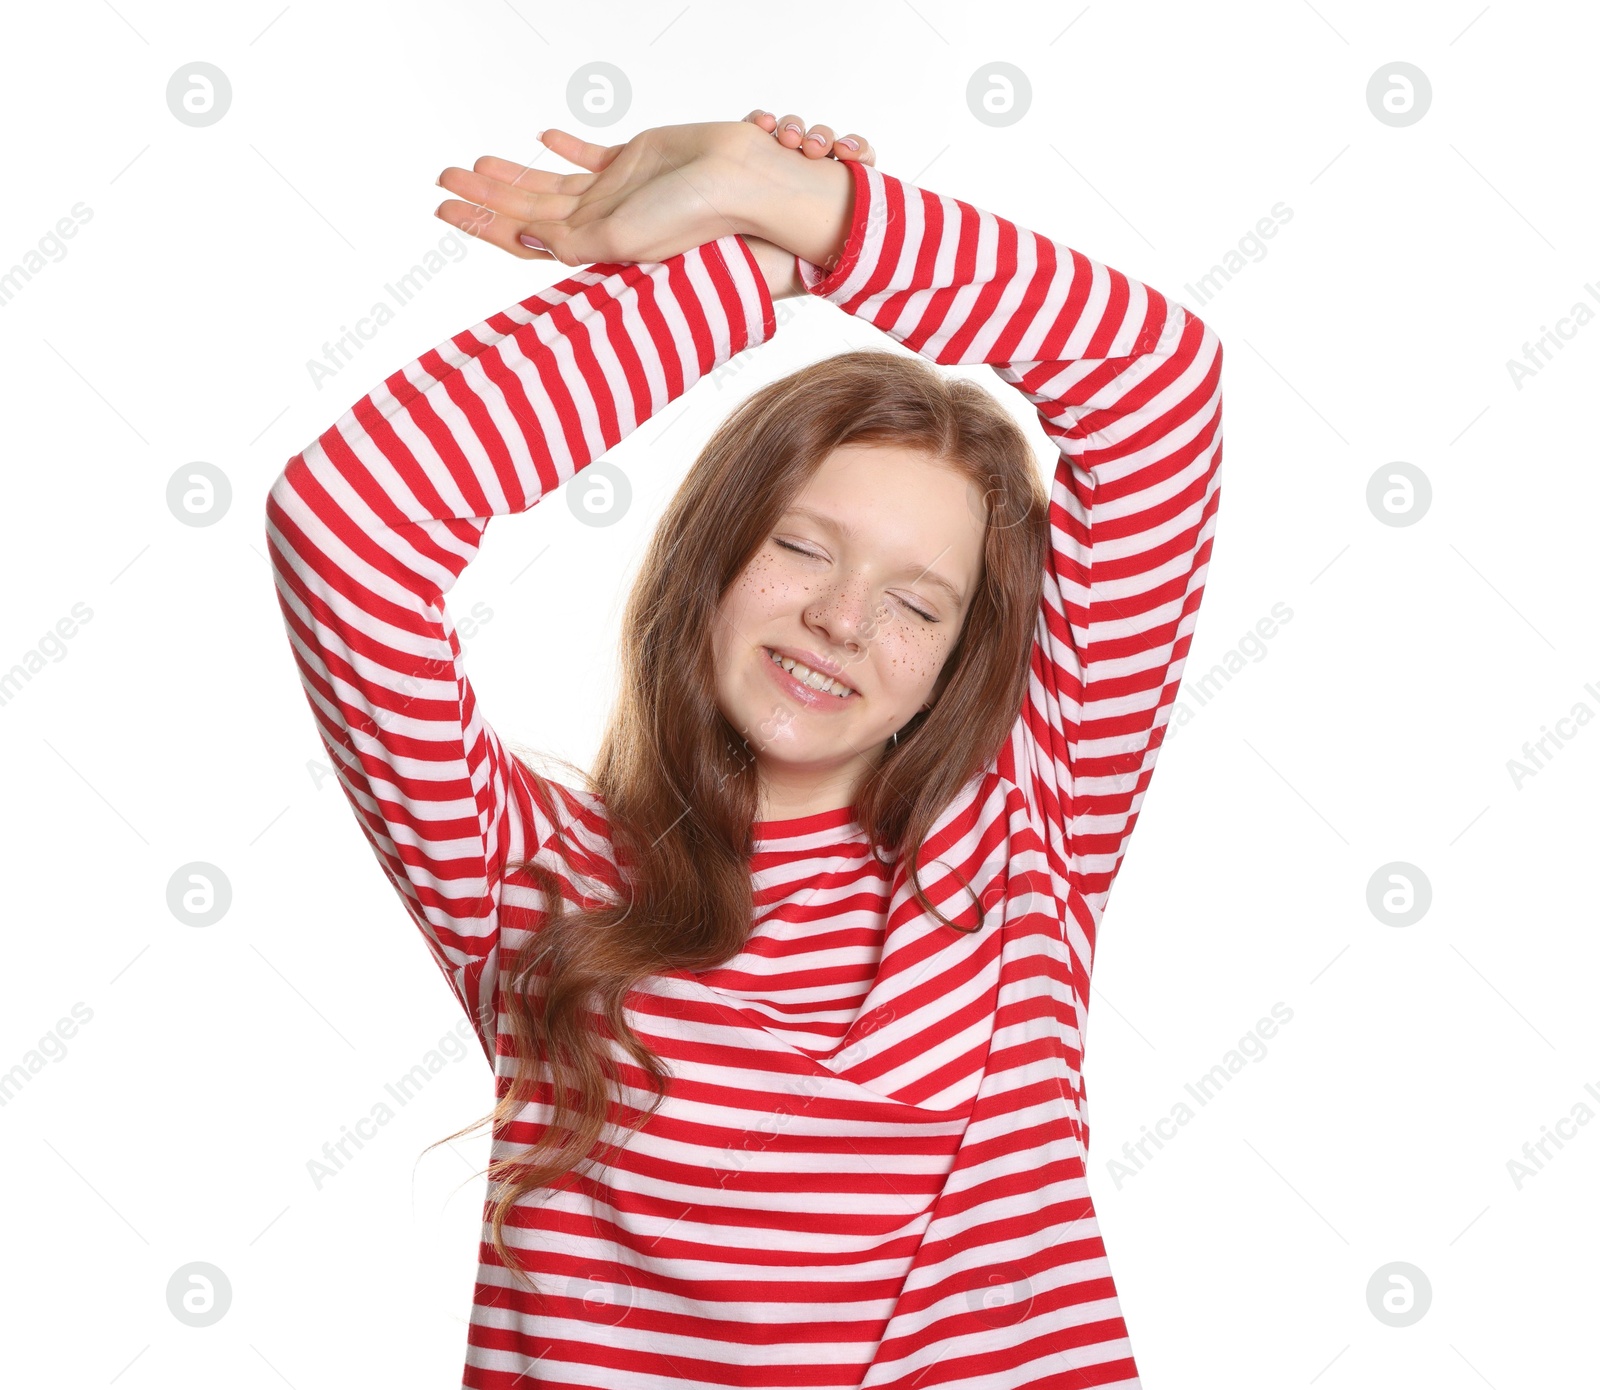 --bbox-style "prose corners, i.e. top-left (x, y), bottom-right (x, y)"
top-left (741, 110), bottom-right (876, 166)
top-left (736, 110), bottom-right (873, 300)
